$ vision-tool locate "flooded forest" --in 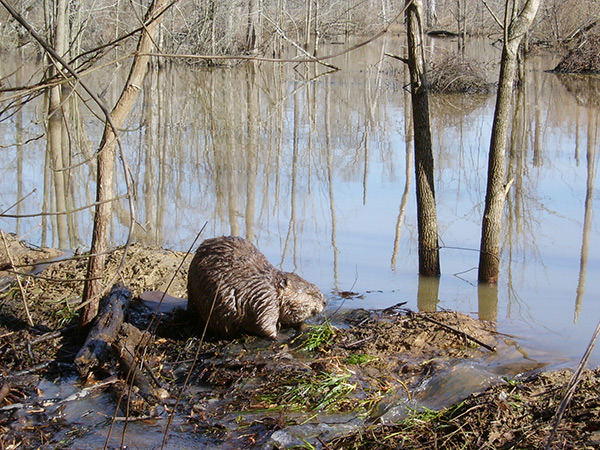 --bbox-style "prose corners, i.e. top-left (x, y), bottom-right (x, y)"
top-left (2, 0), bottom-right (600, 449)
